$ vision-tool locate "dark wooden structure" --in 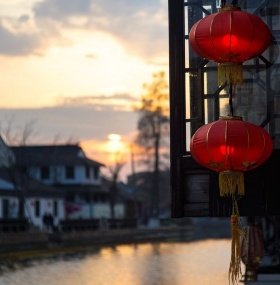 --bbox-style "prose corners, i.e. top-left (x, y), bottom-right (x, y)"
top-left (169, 0), bottom-right (280, 218)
